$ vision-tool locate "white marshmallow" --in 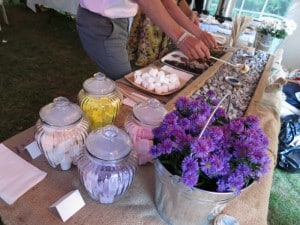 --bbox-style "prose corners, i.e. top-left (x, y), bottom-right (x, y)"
top-left (134, 70), bottom-right (142, 78)
top-left (142, 80), bottom-right (150, 89)
top-left (147, 76), bottom-right (155, 83)
top-left (155, 86), bottom-right (163, 94)
top-left (161, 84), bottom-right (169, 93)
top-left (147, 82), bottom-right (155, 91)
top-left (164, 76), bottom-right (170, 84)
top-left (149, 68), bottom-right (158, 76)
top-left (168, 83), bottom-right (176, 91)
top-left (169, 74), bottom-right (179, 83)
top-left (142, 72), bottom-right (150, 79)
top-left (134, 75), bottom-right (143, 85)
top-left (154, 82), bottom-right (162, 87)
